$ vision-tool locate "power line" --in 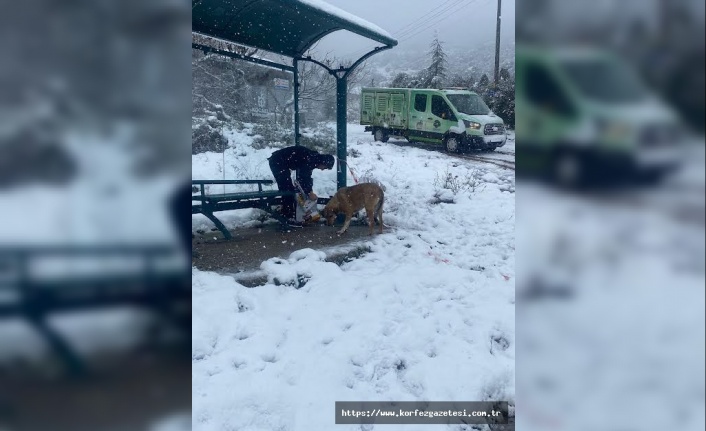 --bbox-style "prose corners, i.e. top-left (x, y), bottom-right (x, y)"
top-left (341, 0), bottom-right (476, 61)
top-left (395, 0), bottom-right (471, 40)
top-left (388, 0), bottom-right (462, 37)
top-left (338, 0), bottom-right (467, 60)
top-left (396, 0), bottom-right (482, 43)
top-left (394, 0), bottom-right (468, 39)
